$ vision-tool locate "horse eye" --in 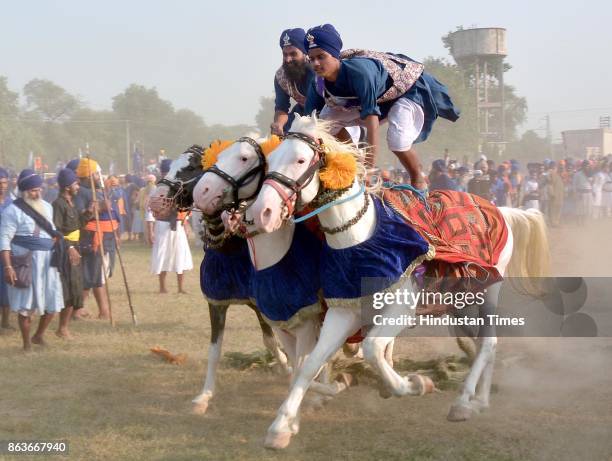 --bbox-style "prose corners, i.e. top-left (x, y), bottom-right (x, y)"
top-left (241, 156), bottom-right (248, 162)
top-left (297, 158), bottom-right (306, 165)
